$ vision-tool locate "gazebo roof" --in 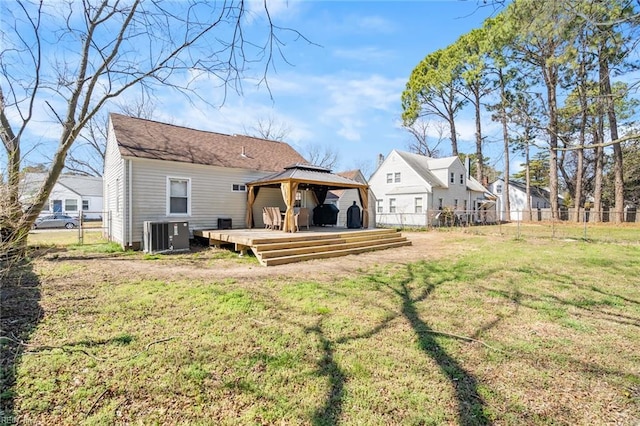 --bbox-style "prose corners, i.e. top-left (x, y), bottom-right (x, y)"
top-left (247, 163), bottom-right (368, 190)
